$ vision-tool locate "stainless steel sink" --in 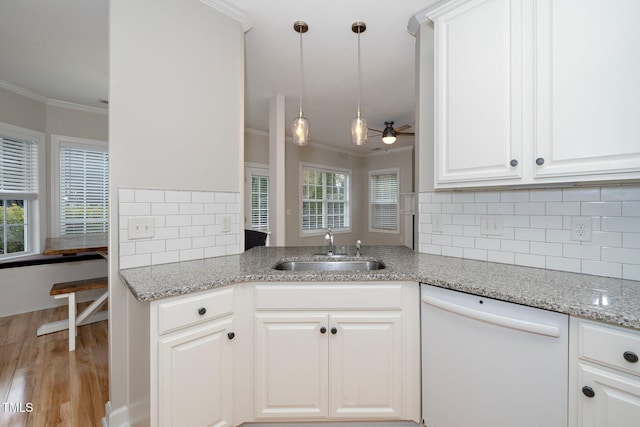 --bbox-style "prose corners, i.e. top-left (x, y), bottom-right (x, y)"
top-left (273, 260), bottom-right (385, 272)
